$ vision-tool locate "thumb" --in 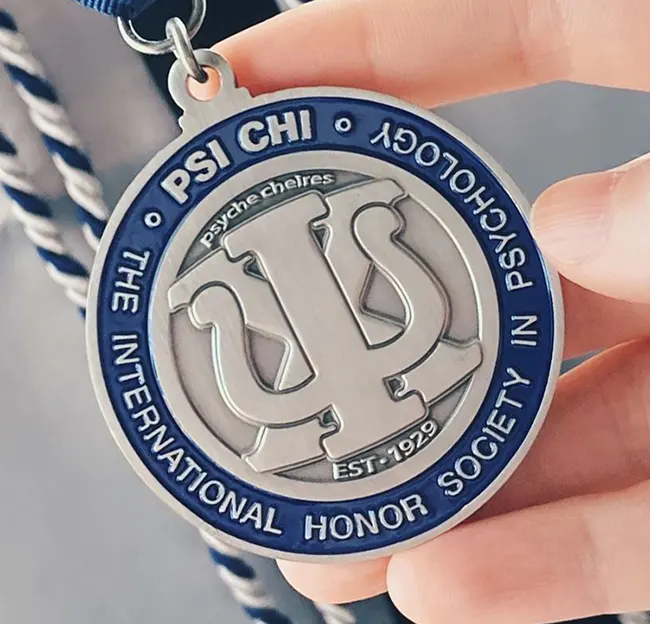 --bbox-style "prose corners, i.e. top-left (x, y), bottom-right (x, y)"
top-left (532, 153), bottom-right (650, 303)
